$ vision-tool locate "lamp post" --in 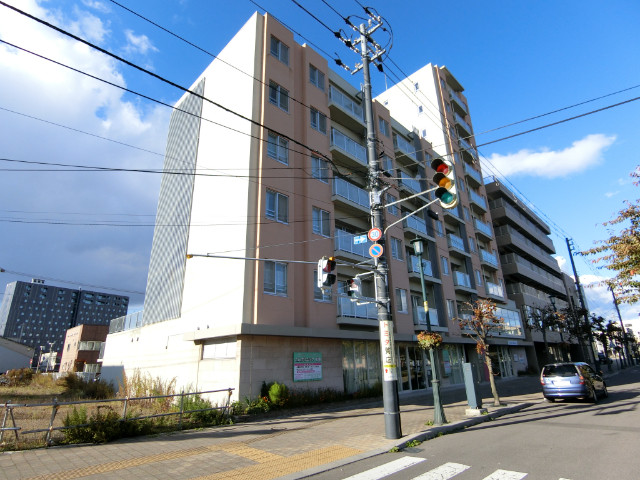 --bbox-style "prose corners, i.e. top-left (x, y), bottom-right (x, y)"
top-left (411, 238), bottom-right (447, 425)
